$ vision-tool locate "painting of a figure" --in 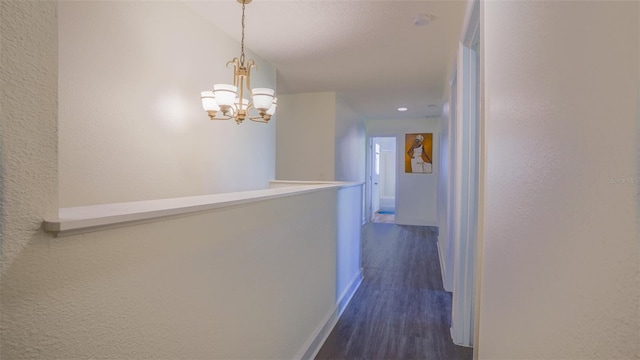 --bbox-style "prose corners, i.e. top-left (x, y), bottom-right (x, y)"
top-left (405, 133), bottom-right (433, 174)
